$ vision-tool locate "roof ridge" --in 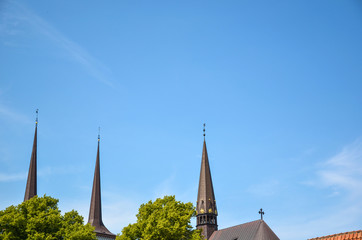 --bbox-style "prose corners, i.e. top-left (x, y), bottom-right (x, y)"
top-left (253, 219), bottom-right (263, 240)
top-left (216, 219), bottom-right (262, 232)
top-left (308, 230), bottom-right (362, 240)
